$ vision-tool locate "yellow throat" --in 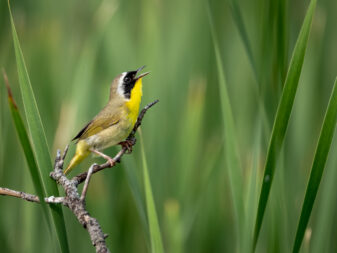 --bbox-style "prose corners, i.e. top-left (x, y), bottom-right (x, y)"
top-left (125, 77), bottom-right (143, 125)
